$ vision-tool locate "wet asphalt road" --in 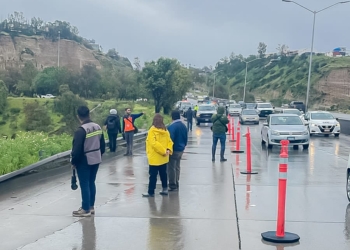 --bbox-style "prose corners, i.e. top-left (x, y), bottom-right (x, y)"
top-left (1, 117), bottom-right (350, 249)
